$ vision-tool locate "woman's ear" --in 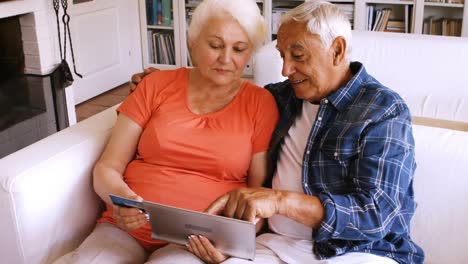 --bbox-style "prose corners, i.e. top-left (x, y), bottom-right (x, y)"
top-left (331, 36), bottom-right (347, 65)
